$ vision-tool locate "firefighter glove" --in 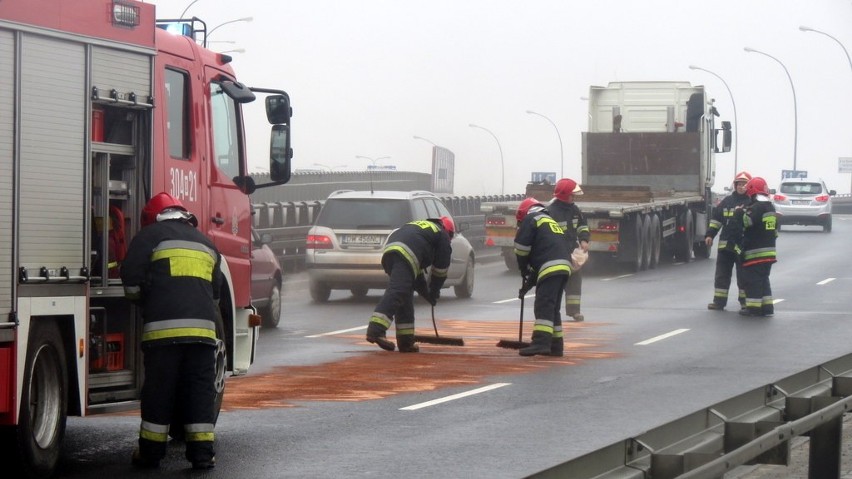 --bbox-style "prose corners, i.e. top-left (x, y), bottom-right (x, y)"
top-left (428, 288), bottom-right (440, 305)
